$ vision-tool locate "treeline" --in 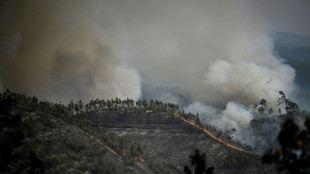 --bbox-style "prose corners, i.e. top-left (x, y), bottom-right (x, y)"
top-left (0, 89), bottom-right (253, 154)
top-left (70, 97), bottom-right (181, 117)
top-left (0, 89), bottom-right (145, 162)
top-left (71, 95), bottom-right (253, 151)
